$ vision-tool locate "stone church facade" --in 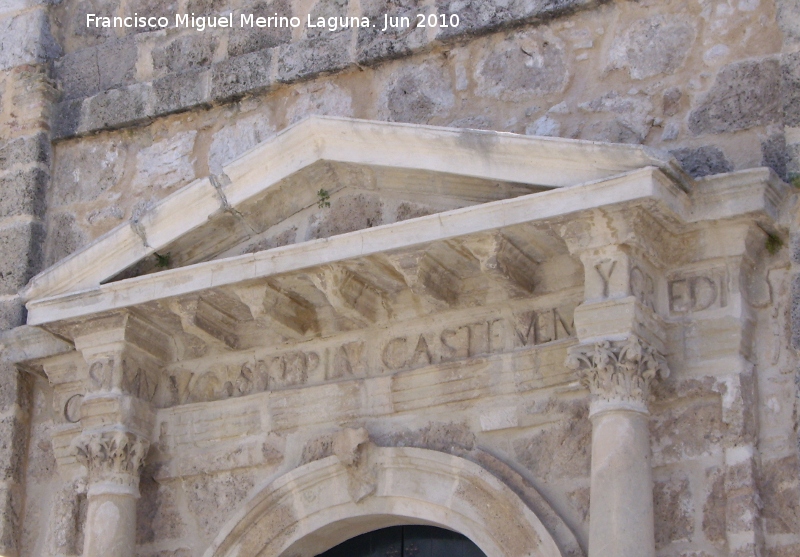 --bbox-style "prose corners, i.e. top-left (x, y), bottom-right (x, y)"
top-left (1, 1), bottom-right (800, 556)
